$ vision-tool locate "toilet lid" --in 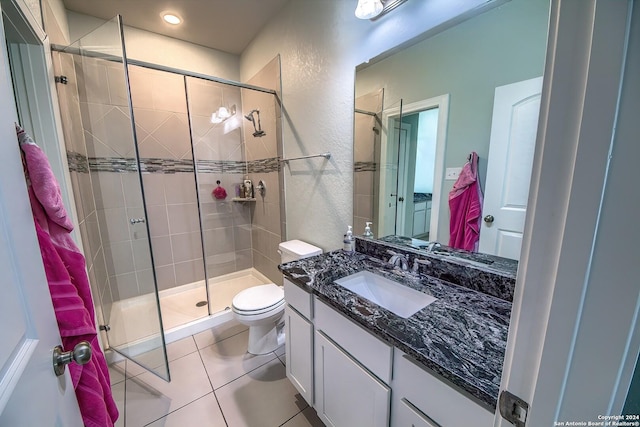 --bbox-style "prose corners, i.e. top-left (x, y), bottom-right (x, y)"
top-left (232, 284), bottom-right (284, 312)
